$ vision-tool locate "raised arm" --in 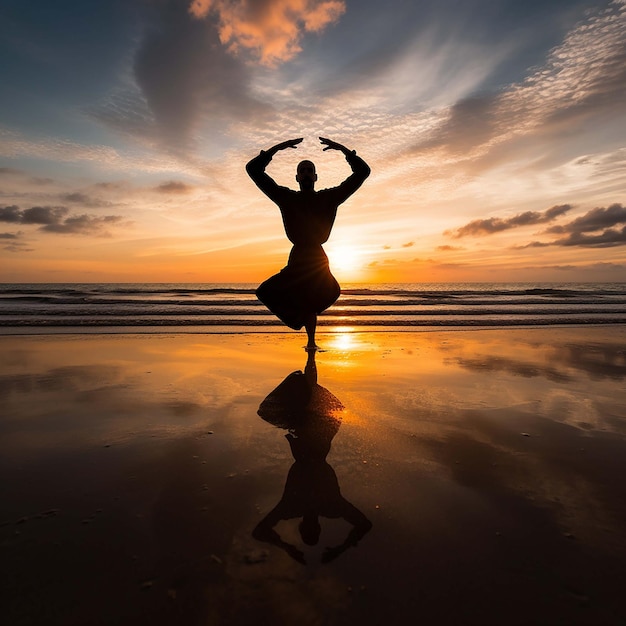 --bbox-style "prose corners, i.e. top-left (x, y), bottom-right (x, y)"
top-left (252, 501), bottom-right (306, 564)
top-left (319, 137), bottom-right (371, 205)
top-left (321, 499), bottom-right (372, 564)
top-left (246, 138), bottom-right (303, 202)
